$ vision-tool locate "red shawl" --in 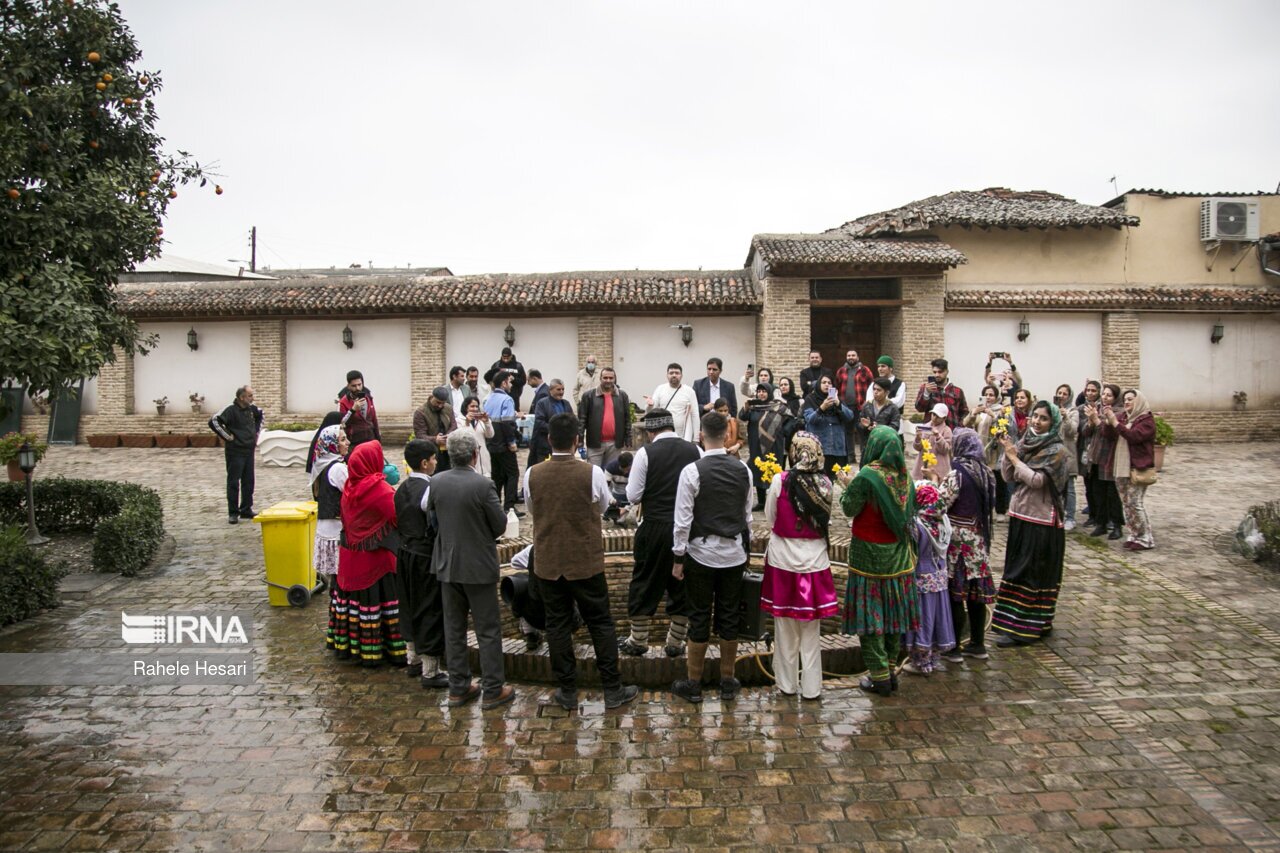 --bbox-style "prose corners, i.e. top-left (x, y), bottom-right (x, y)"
top-left (338, 441), bottom-right (397, 591)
